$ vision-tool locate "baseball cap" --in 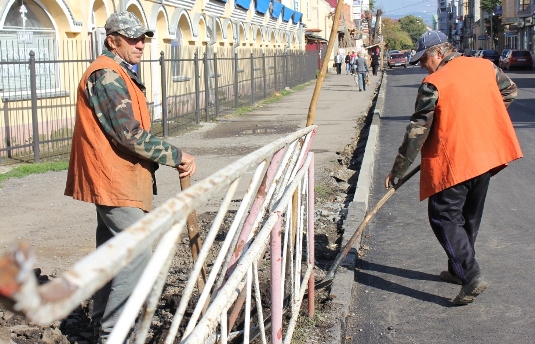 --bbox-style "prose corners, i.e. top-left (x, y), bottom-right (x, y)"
top-left (410, 30), bottom-right (448, 65)
top-left (105, 11), bottom-right (154, 38)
